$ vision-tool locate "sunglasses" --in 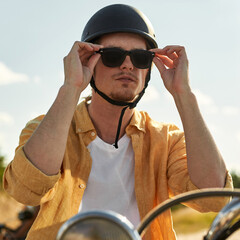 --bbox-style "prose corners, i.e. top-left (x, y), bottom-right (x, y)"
top-left (96, 47), bottom-right (155, 69)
